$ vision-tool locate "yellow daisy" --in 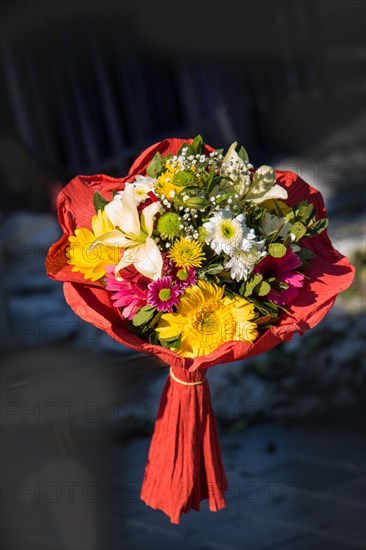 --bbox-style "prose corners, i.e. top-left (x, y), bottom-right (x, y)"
top-left (66, 210), bottom-right (120, 281)
top-left (167, 237), bottom-right (205, 269)
top-left (155, 162), bottom-right (183, 201)
top-left (155, 162), bottom-right (199, 202)
top-left (156, 280), bottom-right (258, 357)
